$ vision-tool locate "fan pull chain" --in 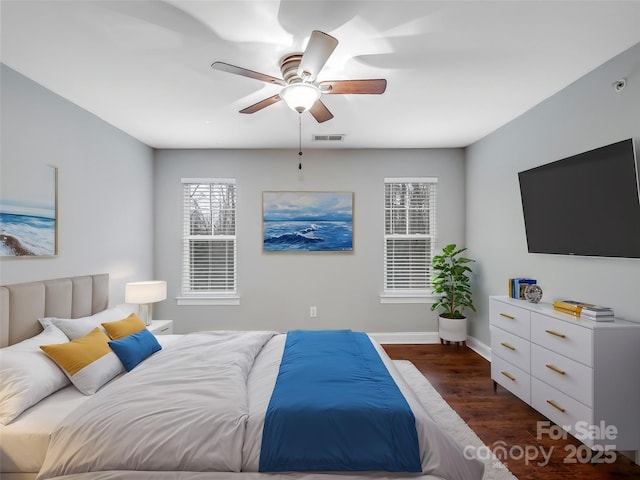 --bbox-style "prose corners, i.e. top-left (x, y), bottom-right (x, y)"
top-left (298, 114), bottom-right (303, 170)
